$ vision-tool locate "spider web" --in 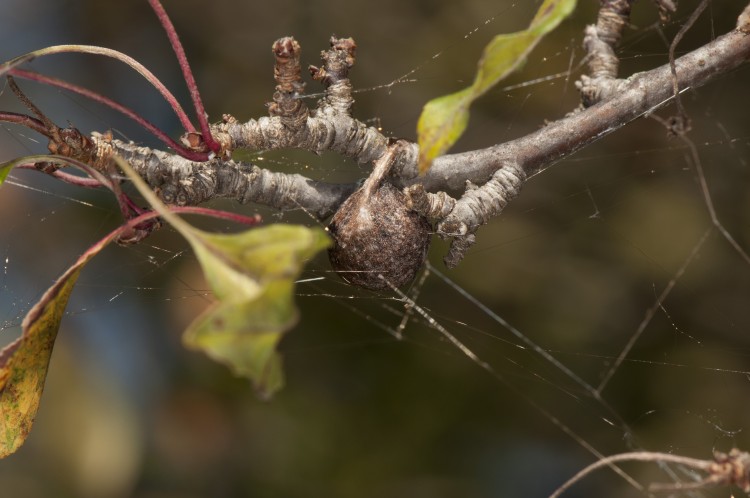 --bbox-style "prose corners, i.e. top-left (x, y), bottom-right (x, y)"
top-left (1, 1), bottom-right (750, 497)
